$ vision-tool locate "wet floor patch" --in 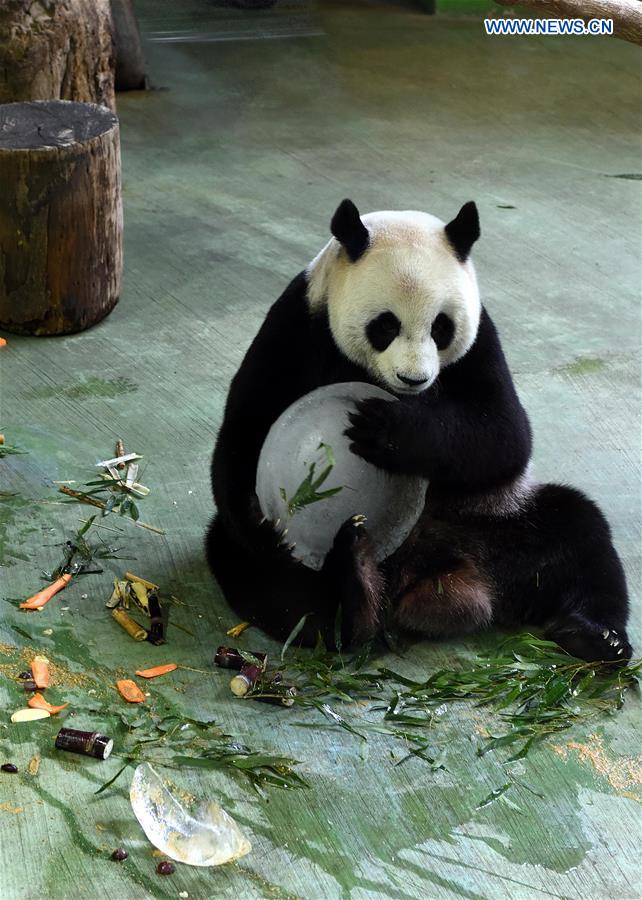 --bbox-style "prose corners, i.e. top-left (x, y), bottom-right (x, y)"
top-left (25, 377), bottom-right (138, 402)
